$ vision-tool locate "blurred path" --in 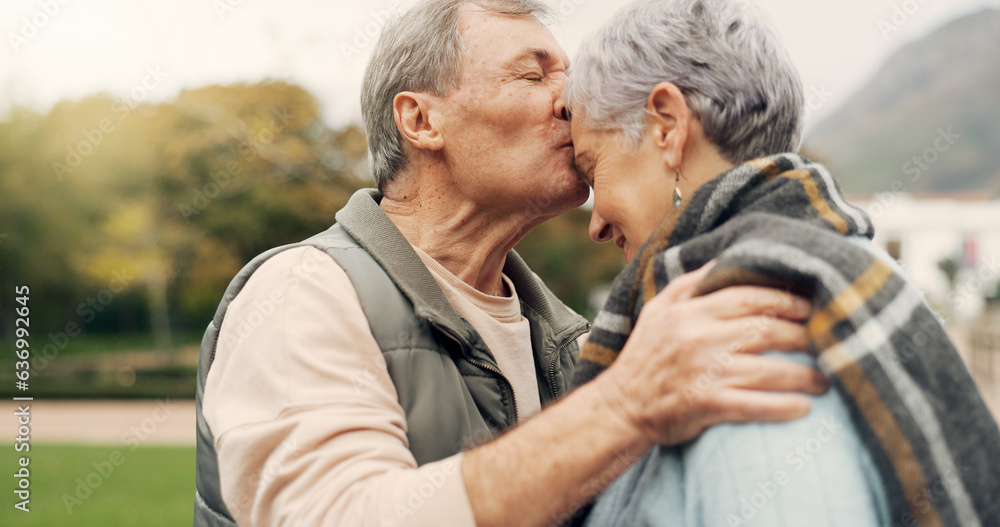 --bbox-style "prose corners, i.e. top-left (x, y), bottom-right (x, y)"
top-left (1, 399), bottom-right (195, 446)
top-left (2, 382), bottom-right (996, 447)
